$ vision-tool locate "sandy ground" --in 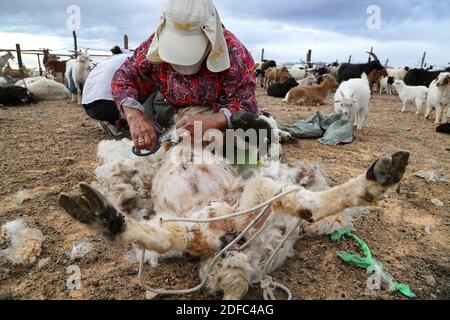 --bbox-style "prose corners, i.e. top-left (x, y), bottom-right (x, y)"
top-left (0, 88), bottom-right (449, 300)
